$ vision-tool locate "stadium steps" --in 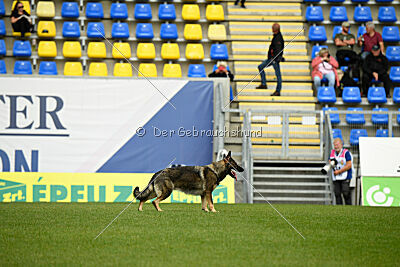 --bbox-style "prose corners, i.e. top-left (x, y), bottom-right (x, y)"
top-left (227, 3), bottom-right (303, 22)
top-left (229, 22), bottom-right (305, 41)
